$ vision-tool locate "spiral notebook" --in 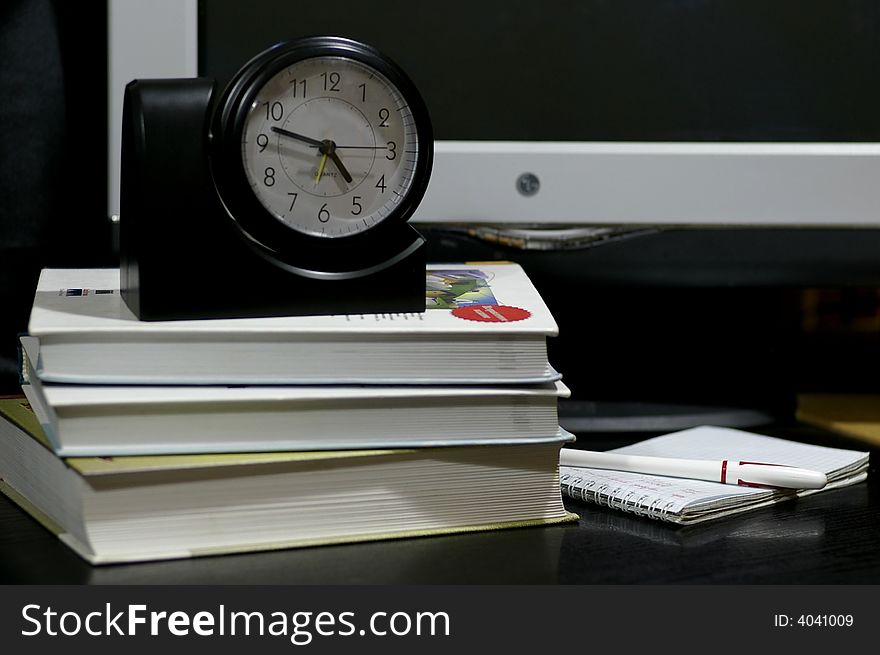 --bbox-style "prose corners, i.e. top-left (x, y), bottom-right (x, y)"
top-left (560, 426), bottom-right (870, 525)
